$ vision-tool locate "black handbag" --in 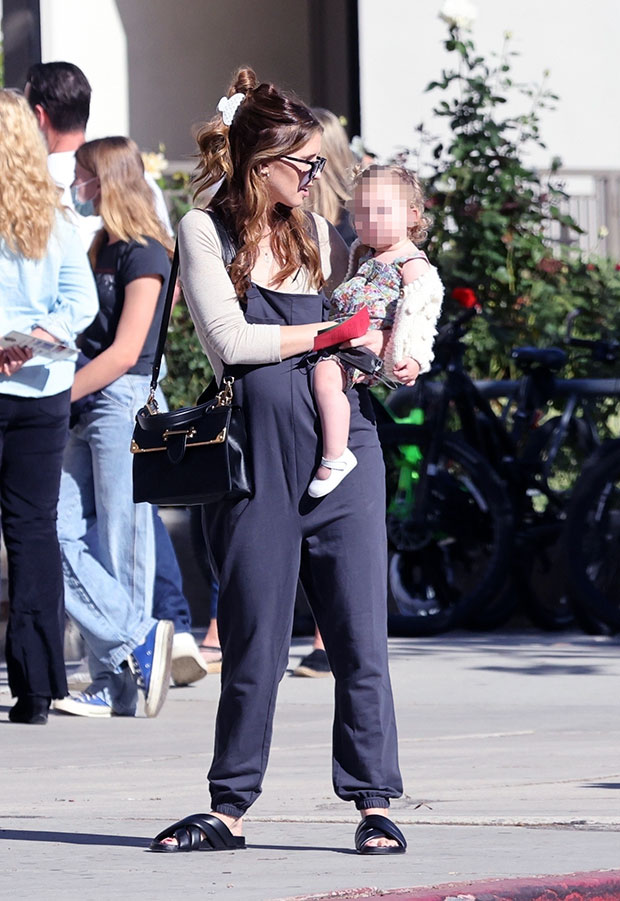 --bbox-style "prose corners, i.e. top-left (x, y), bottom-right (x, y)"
top-left (131, 216), bottom-right (252, 506)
